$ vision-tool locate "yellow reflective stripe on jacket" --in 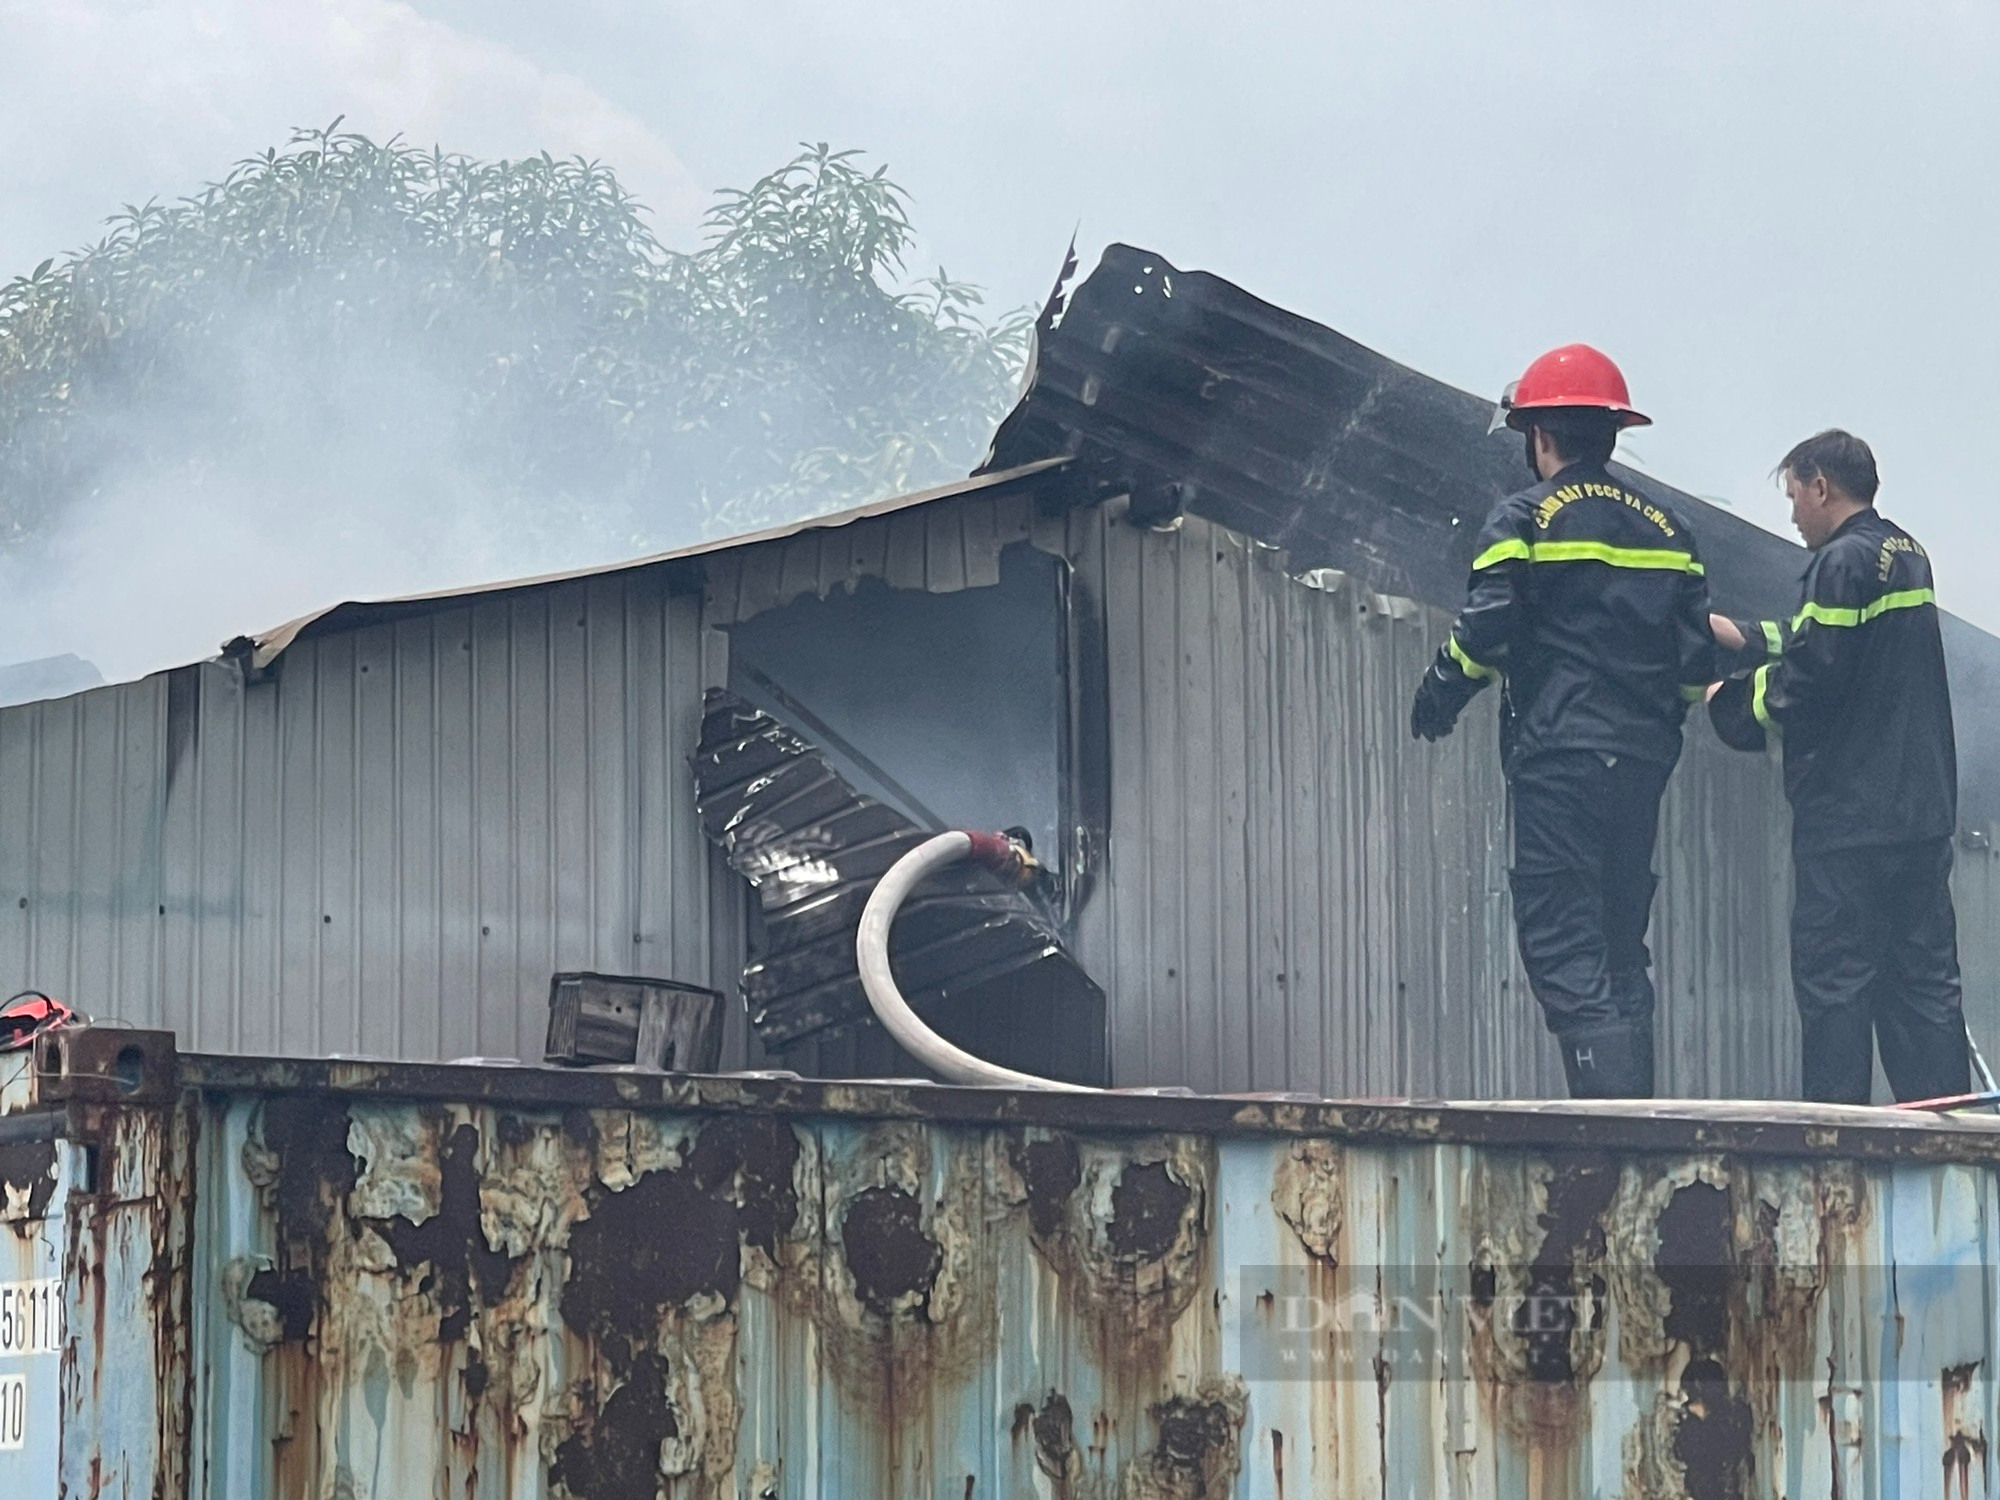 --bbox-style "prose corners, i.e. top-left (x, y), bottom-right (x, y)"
top-left (1447, 636), bottom-right (1498, 681)
top-left (1471, 538), bottom-right (1702, 574)
top-left (1761, 620), bottom-right (1784, 656)
top-left (1527, 540), bottom-right (1704, 573)
top-left (1472, 539), bottom-right (1530, 571)
top-left (1751, 662), bottom-right (1777, 733)
top-left (1791, 587), bottom-right (1936, 630)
